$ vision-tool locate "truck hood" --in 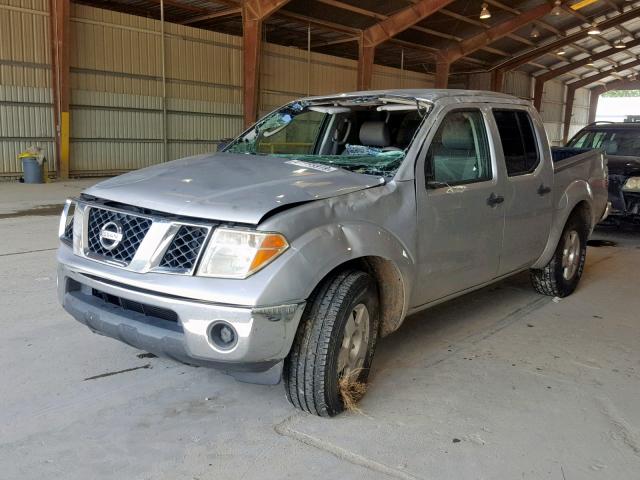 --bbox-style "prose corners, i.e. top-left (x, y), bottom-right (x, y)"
top-left (83, 153), bottom-right (383, 224)
top-left (607, 155), bottom-right (640, 176)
